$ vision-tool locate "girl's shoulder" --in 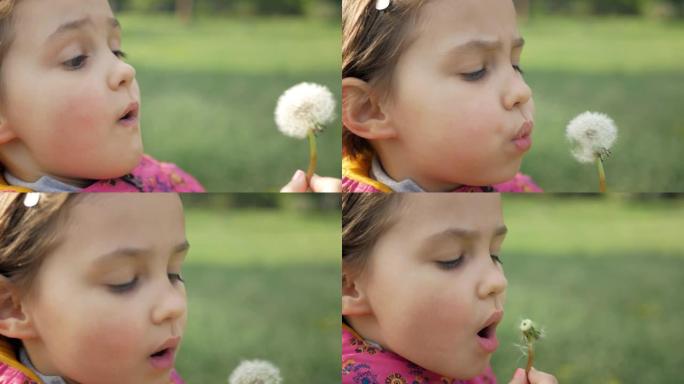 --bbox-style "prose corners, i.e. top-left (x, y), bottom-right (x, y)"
top-left (493, 172), bottom-right (543, 193)
top-left (342, 153), bottom-right (392, 193)
top-left (0, 340), bottom-right (42, 384)
top-left (83, 154), bottom-right (205, 192)
top-left (170, 368), bottom-right (185, 384)
top-left (342, 324), bottom-right (497, 384)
